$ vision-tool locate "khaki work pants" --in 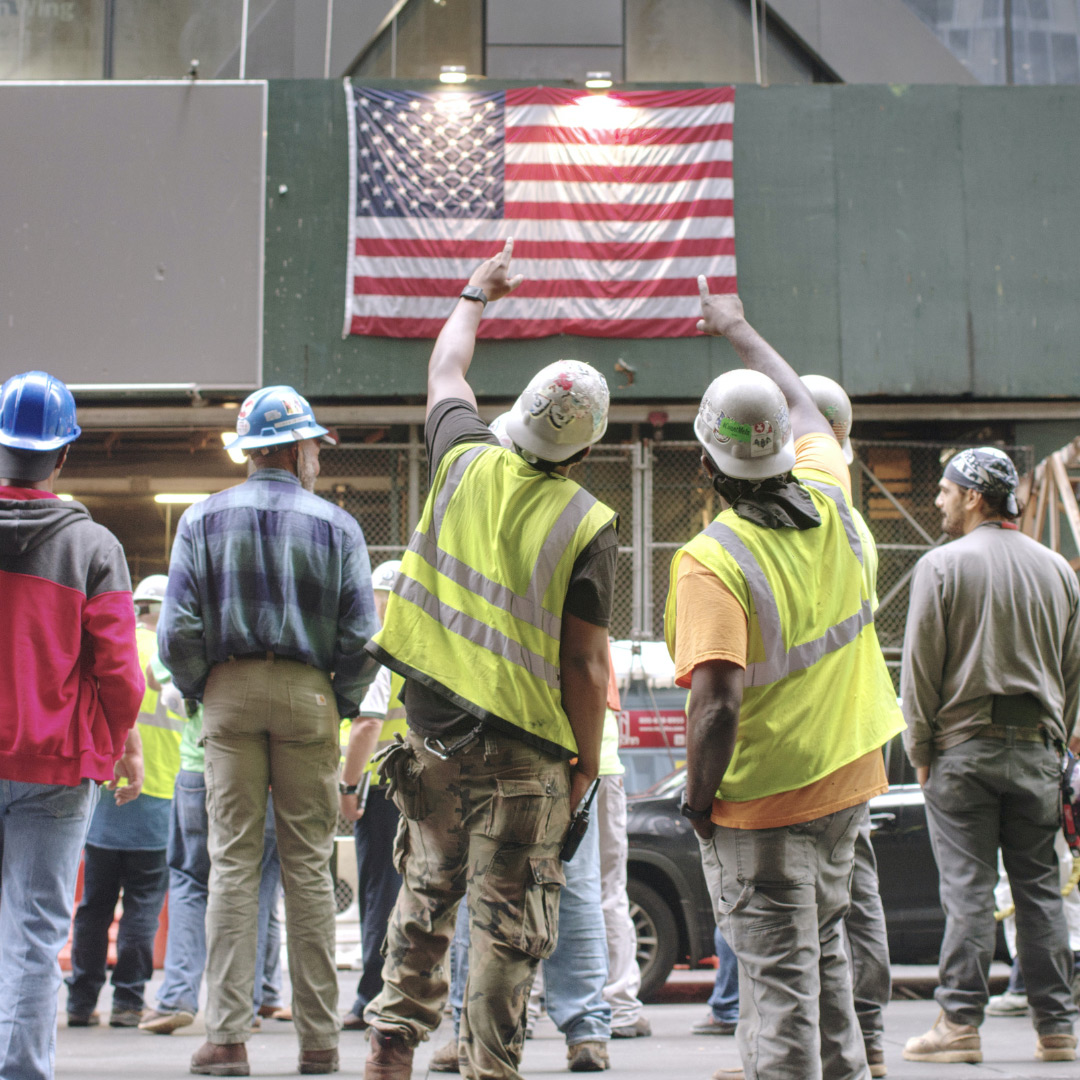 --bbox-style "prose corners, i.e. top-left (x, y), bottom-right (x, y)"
top-left (202, 657), bottom-right (341, 1050)
top-left (366, 727), bottom-right (571, 1080)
